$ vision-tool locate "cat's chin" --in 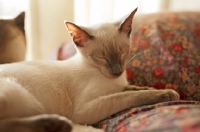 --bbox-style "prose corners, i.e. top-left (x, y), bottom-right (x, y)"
top-left (110, 75), bottom-right (122, 79)
top-left (102, 72), bottom-right (123, 79)
top-left (99, 68), bottom-right (123, 79)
